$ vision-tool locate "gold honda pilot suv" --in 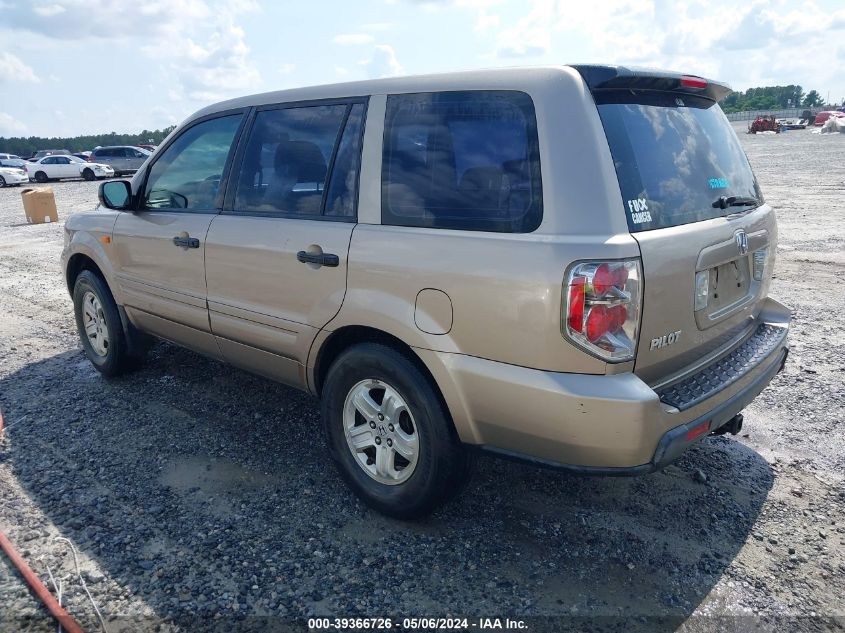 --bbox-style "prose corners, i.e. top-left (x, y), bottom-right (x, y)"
top-left (62, 66), bottom-right (790, 518)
